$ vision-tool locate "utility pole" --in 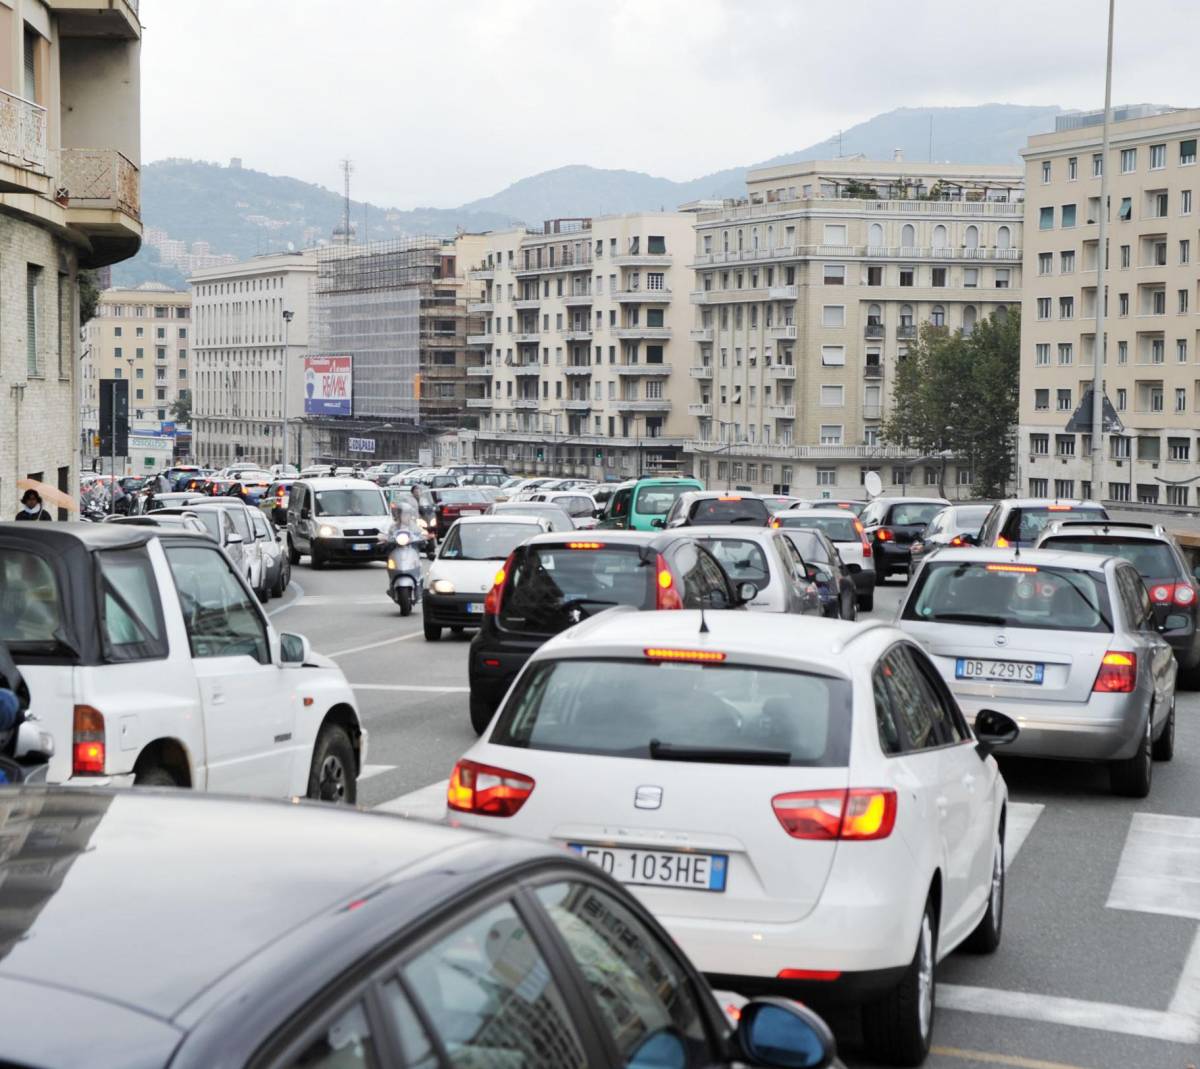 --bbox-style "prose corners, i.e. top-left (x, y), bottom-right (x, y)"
top-left (281, 309), bottom-right (294, 471)
top-left (1091, 0), bottom-right (1115, 501)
